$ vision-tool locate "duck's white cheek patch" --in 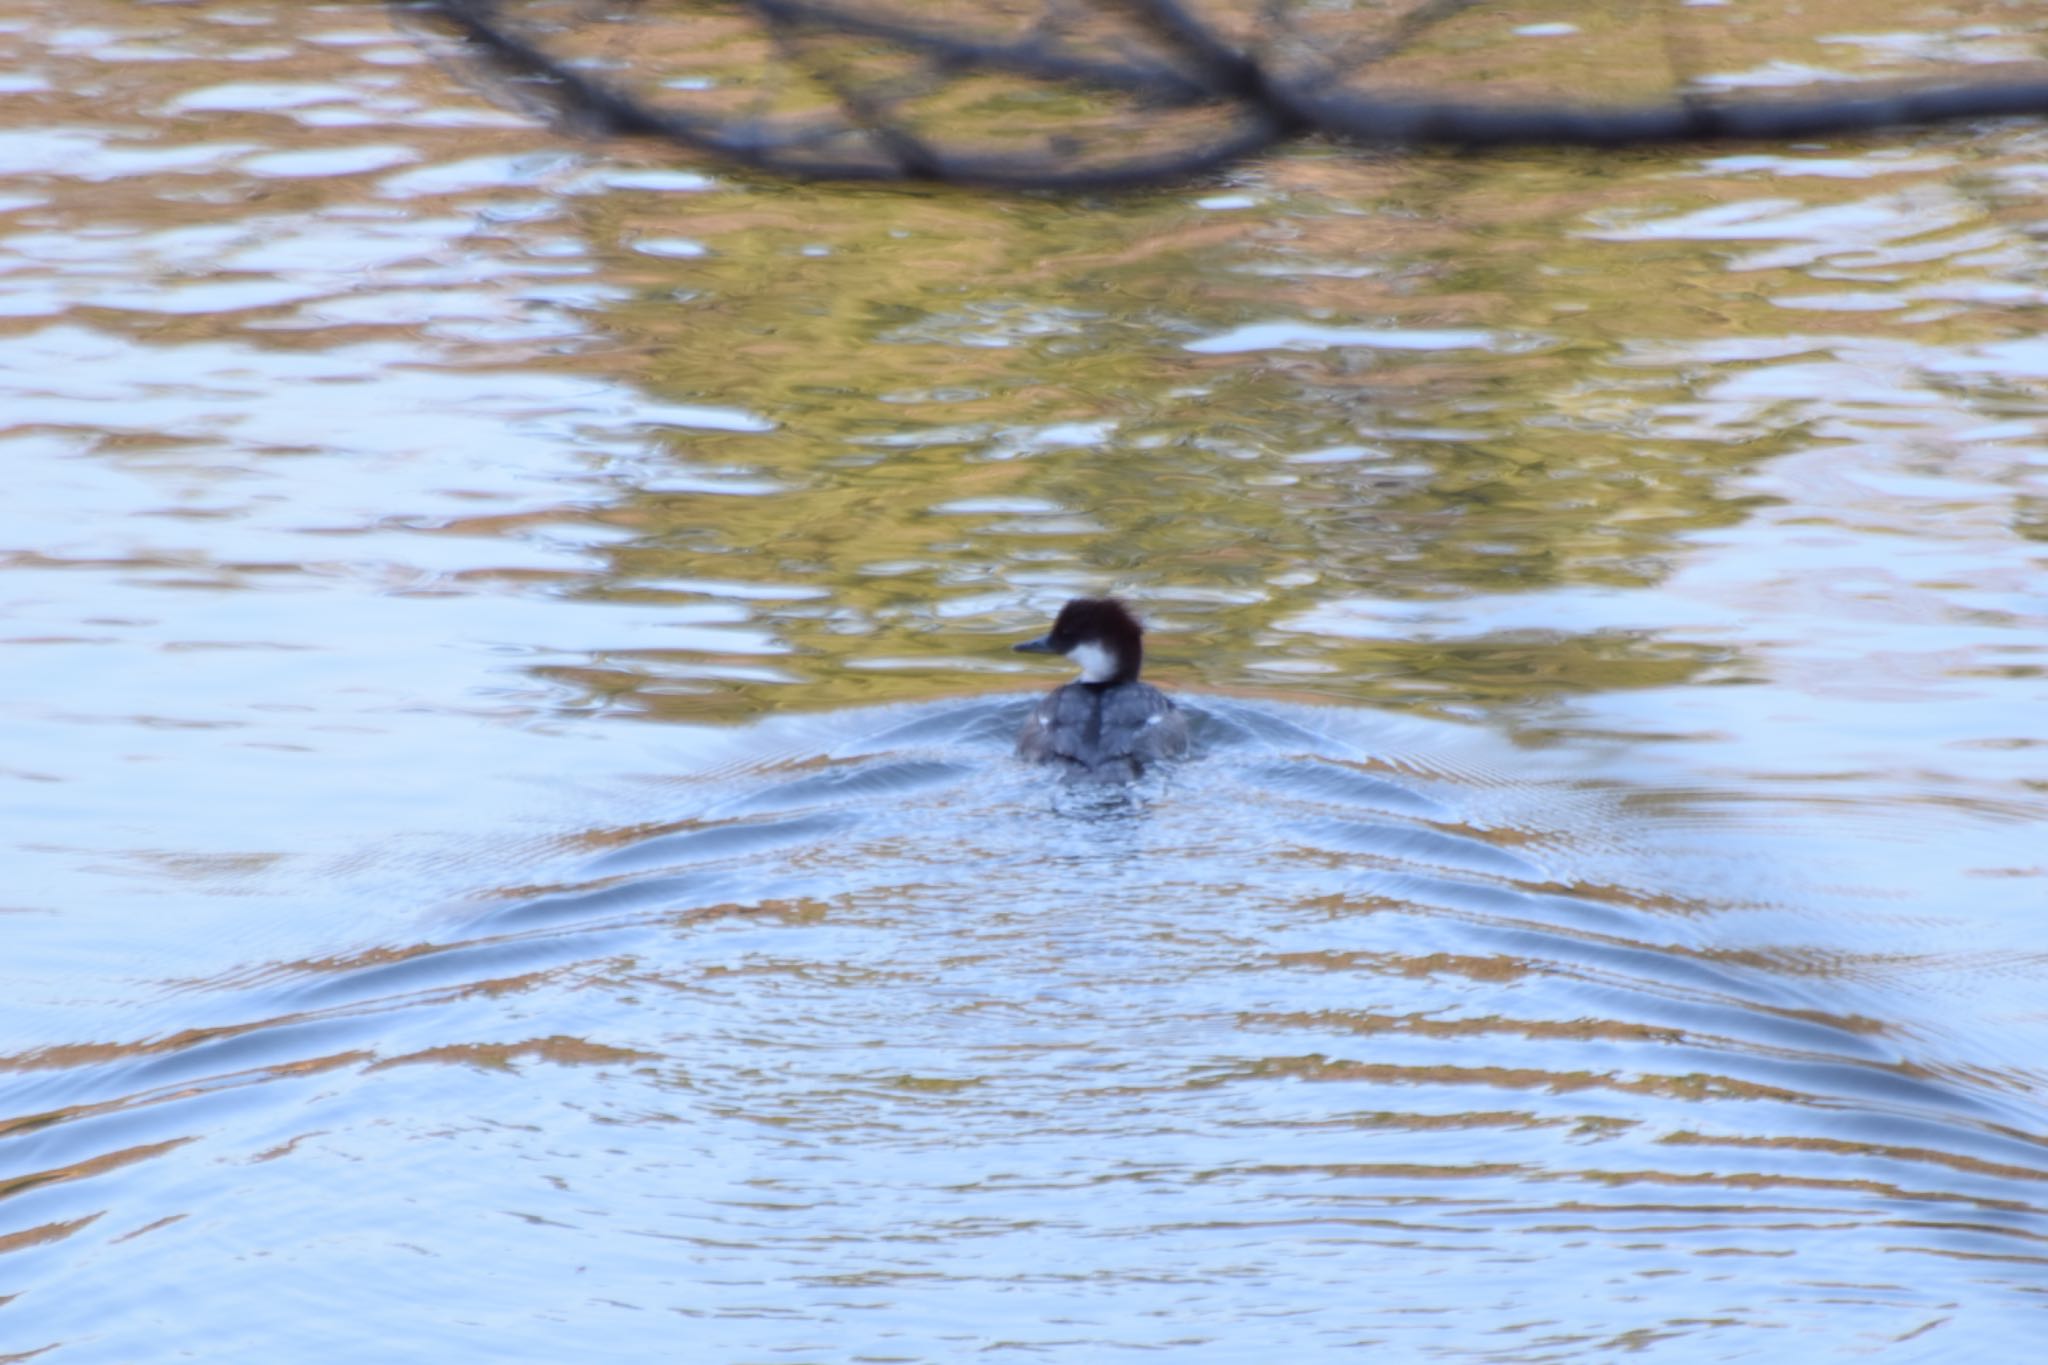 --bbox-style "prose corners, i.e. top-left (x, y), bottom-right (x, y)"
top-left (1070, 641), bottom-right (1117, 683)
